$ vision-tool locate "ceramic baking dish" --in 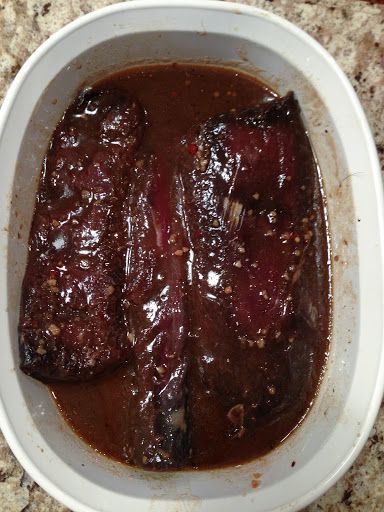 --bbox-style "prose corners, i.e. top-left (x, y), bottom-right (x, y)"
top-left (0, 2), bottom-right (383, 511)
